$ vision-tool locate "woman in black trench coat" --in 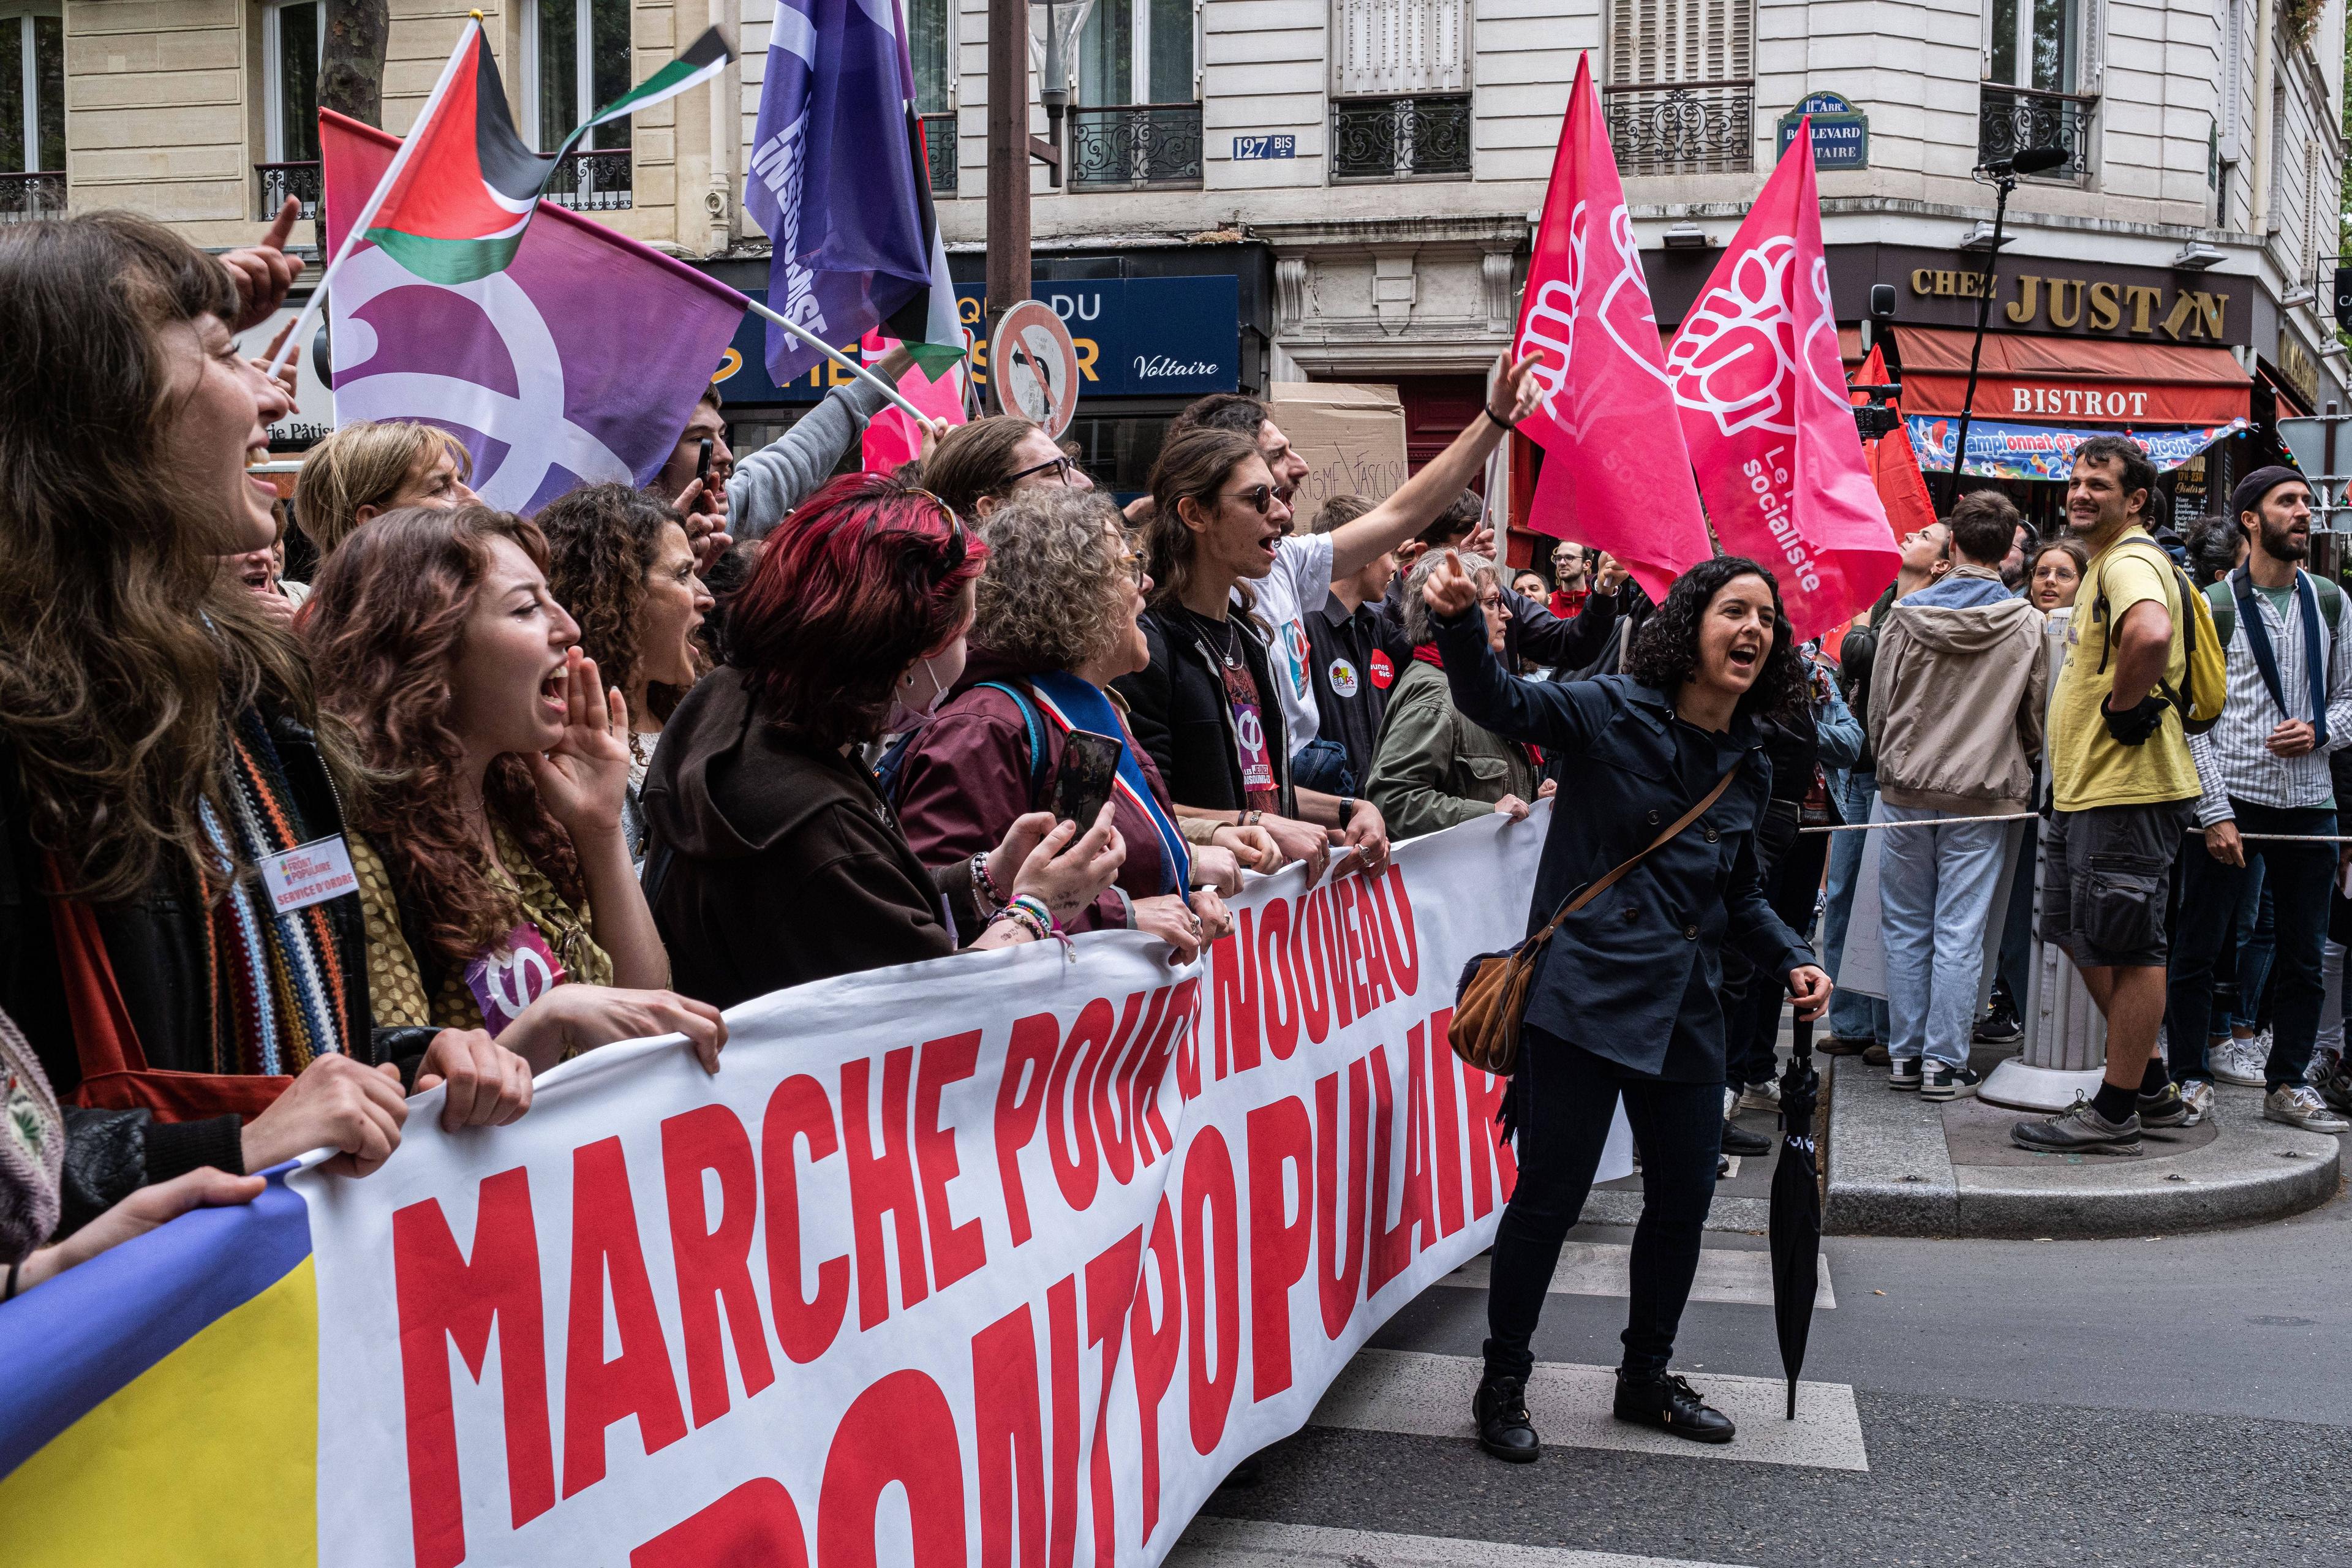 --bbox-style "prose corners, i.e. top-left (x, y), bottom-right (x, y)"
top-left (1422, 552), bottom-right (1834, 1455)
